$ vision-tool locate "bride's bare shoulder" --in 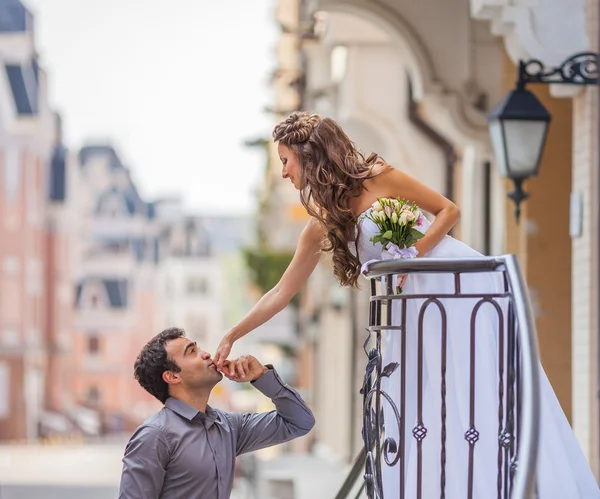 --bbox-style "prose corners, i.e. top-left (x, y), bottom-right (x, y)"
top-left (364, 162), bottom-right (398, 190)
